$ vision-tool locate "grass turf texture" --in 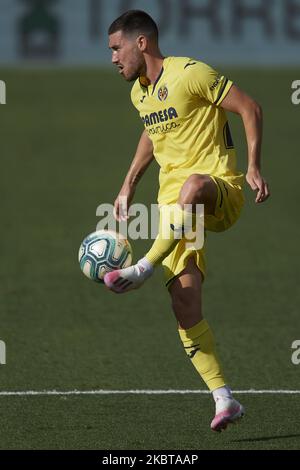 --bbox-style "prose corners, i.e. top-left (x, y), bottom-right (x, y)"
top-left (1, 67), bottom-right (300, 449)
